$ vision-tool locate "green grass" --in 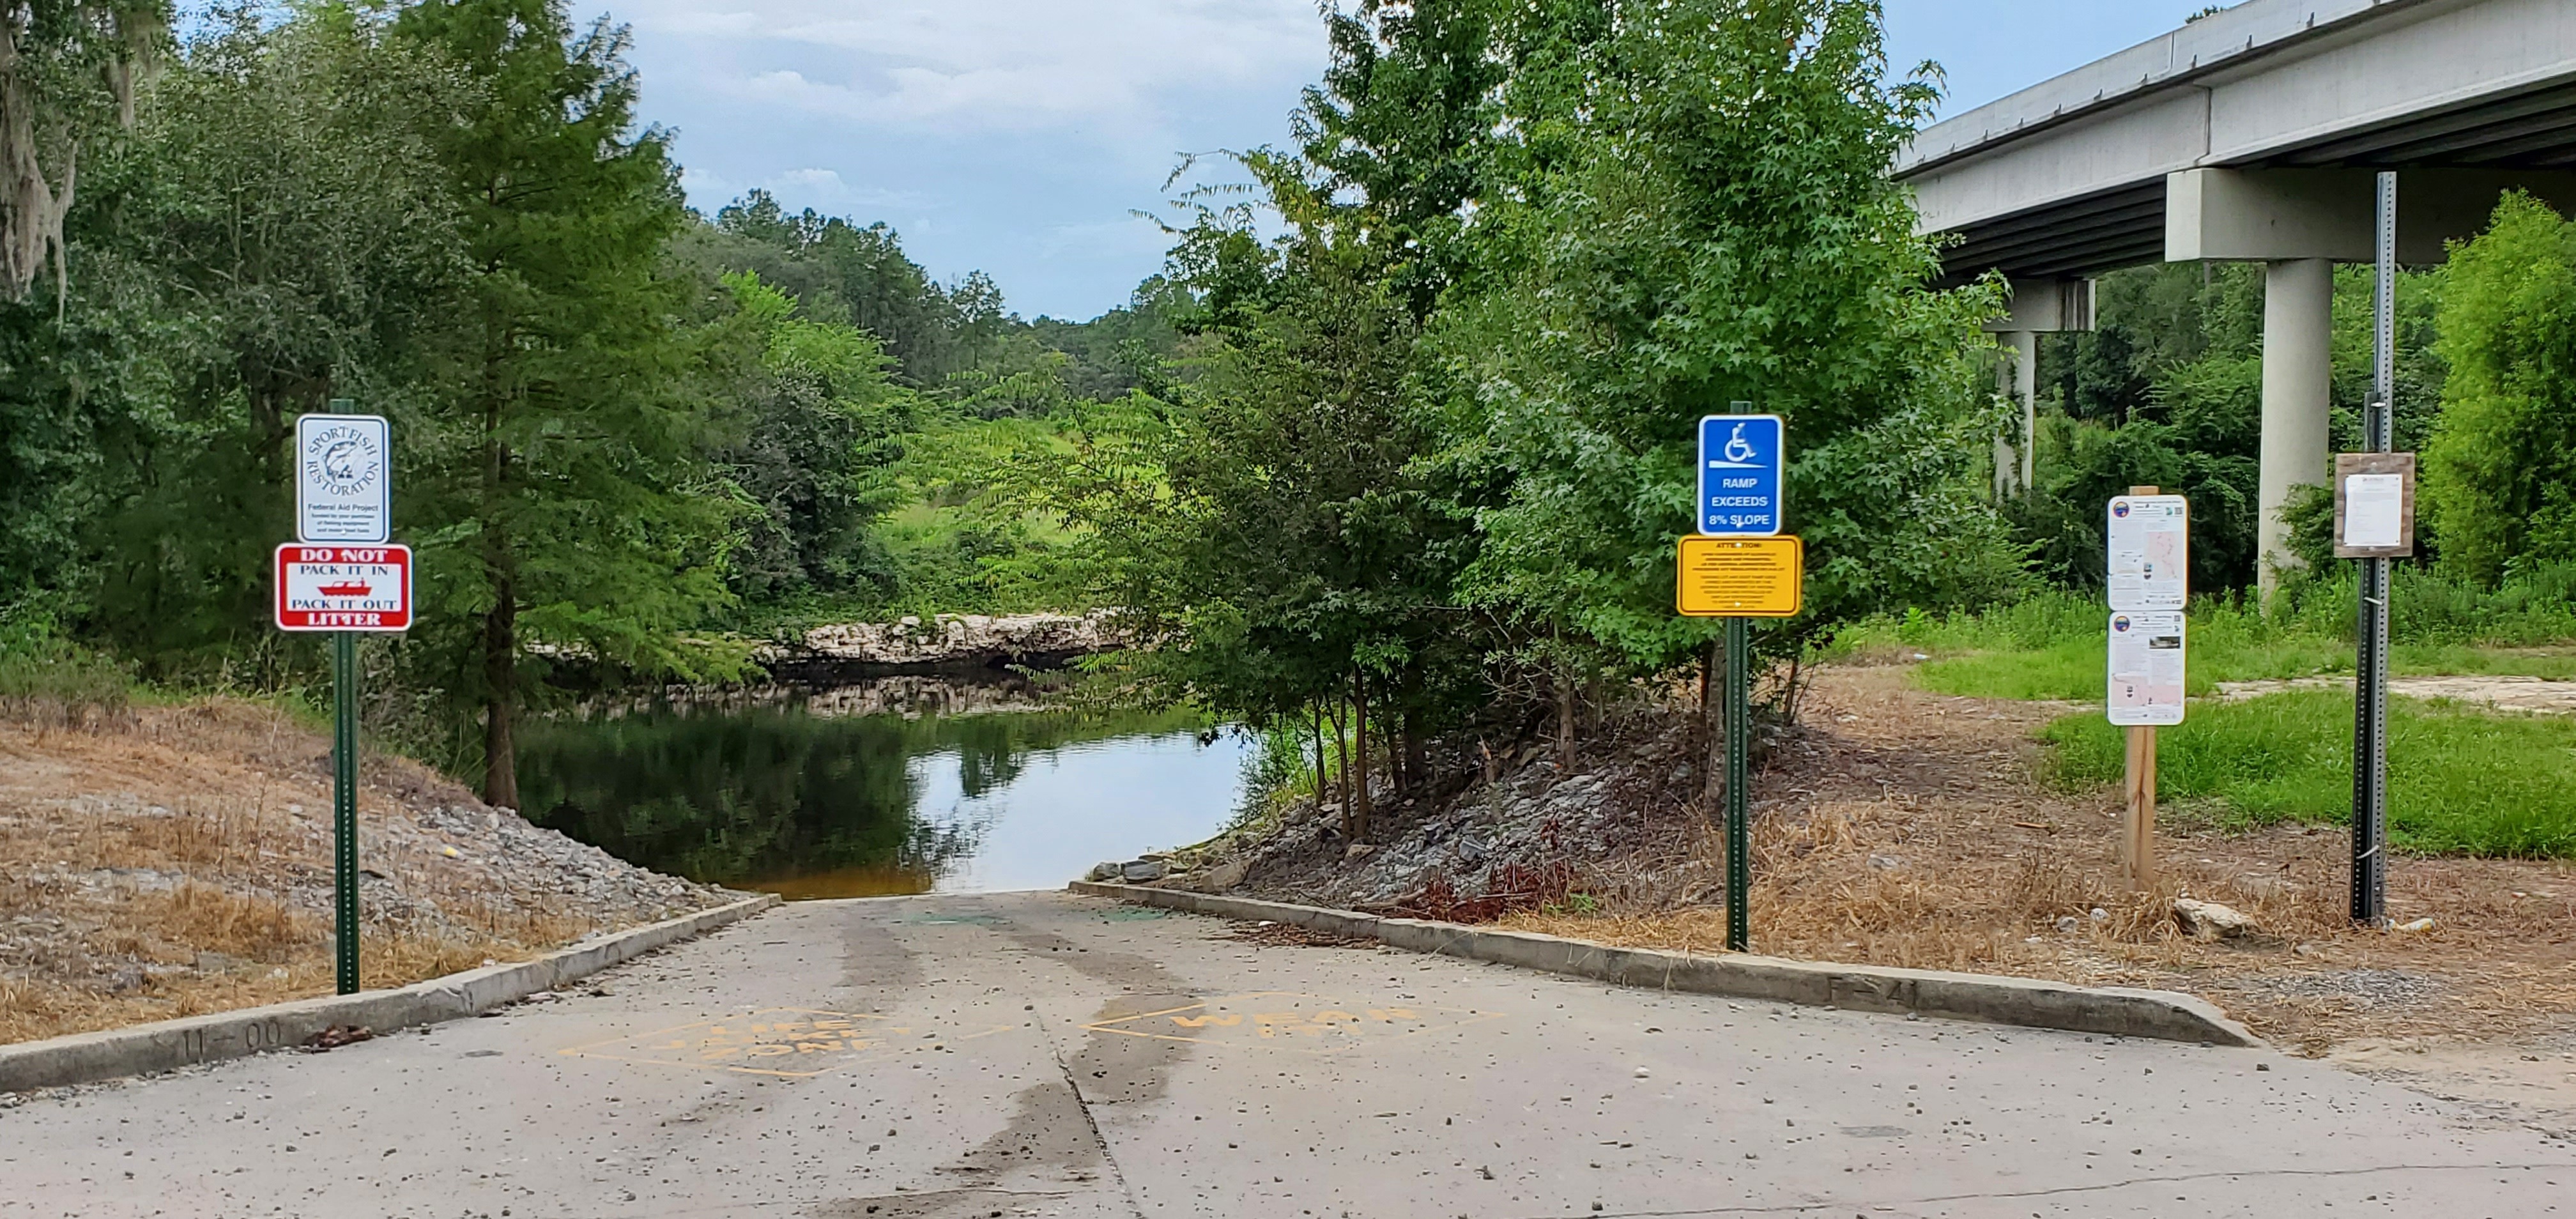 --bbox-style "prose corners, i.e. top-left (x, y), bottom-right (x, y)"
top-left (1831, 569), bottom-right (2576, 702)
top-left (2039, 691), bottom-right (2576, 857)
top-left (0, 614), bottom-right (130, 724)
top-left (1908, 636), bottom-right (2576, 702)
